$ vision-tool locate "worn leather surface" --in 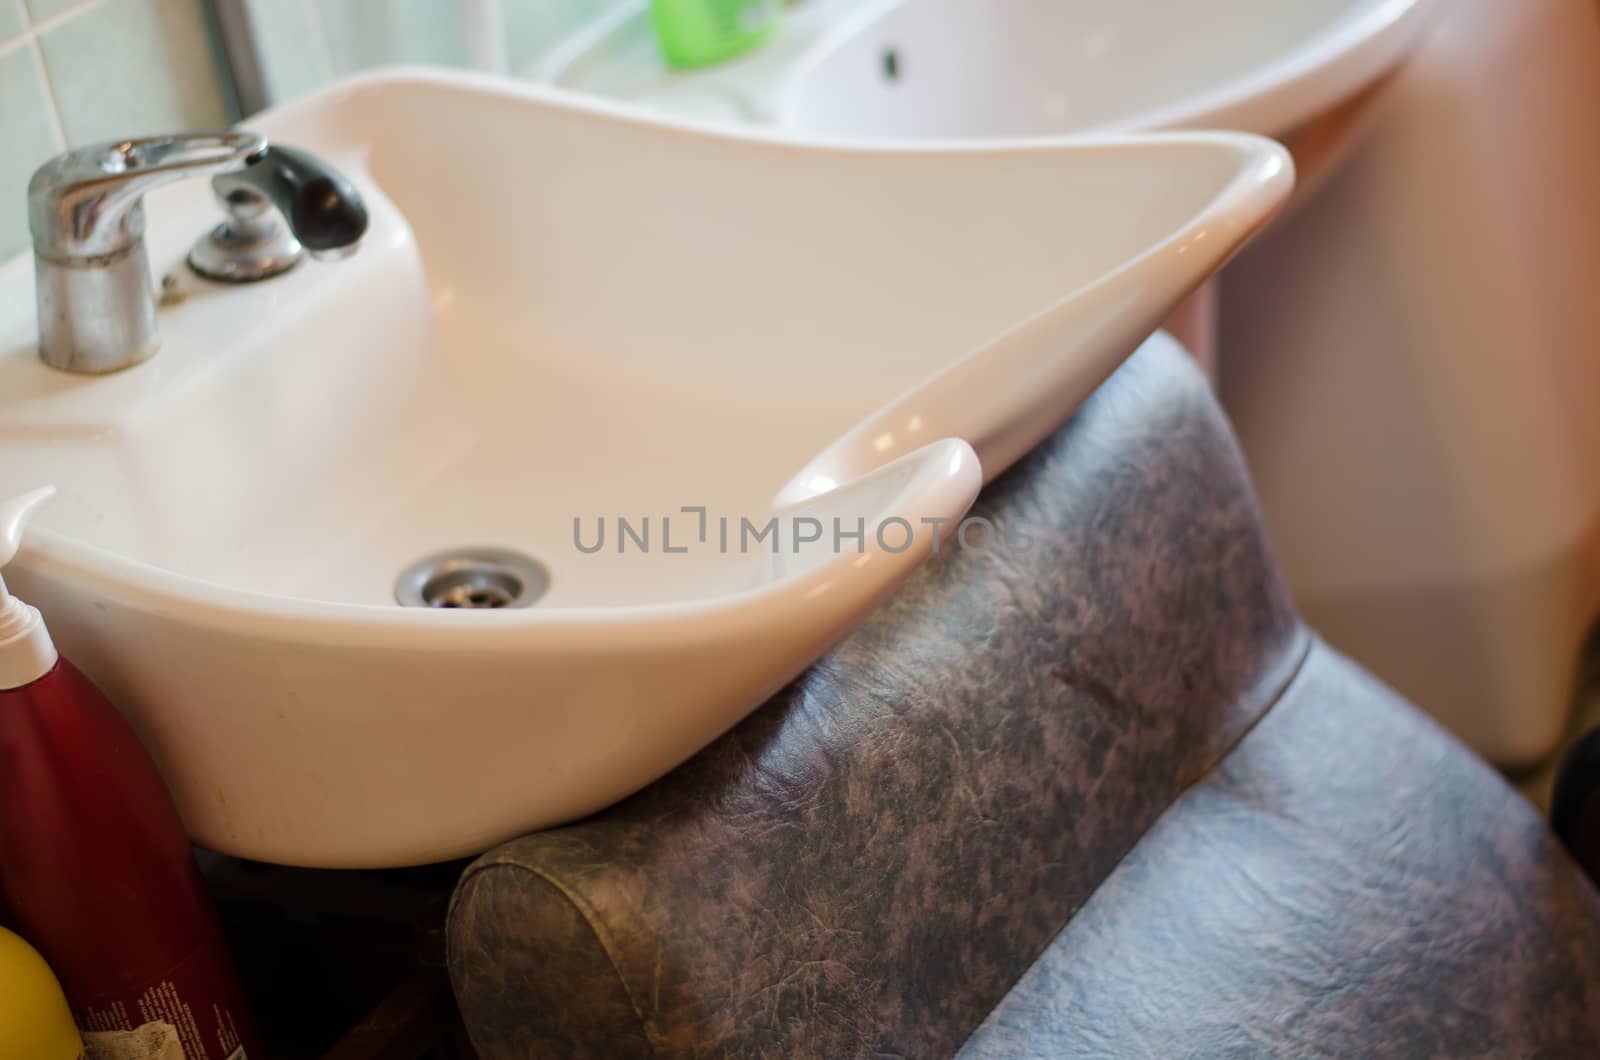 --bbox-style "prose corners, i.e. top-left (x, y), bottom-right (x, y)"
top-left (960, 646), bottom-right (1600, 1059)
top-left (447, 336), bottom-right (1600, 1058)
